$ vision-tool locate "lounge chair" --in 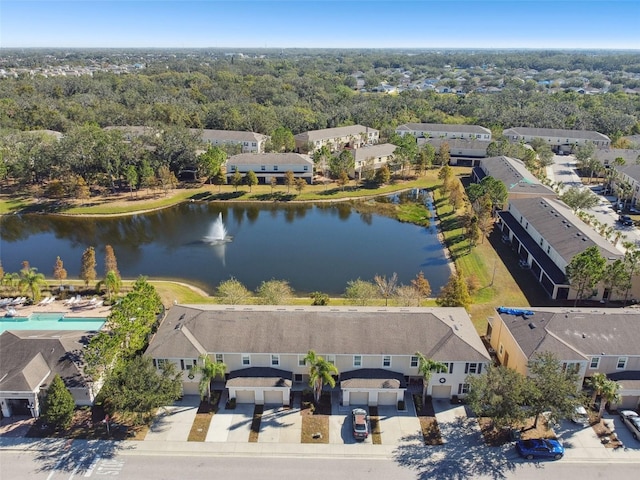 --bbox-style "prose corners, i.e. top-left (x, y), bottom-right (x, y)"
top-left (91, 300), bottom-right (104, 309)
